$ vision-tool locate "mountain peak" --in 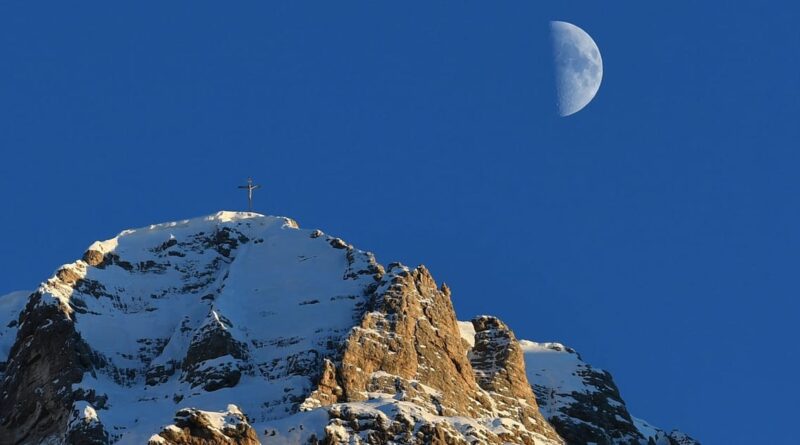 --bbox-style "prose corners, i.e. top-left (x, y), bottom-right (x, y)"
top-left (0, 213), bottom-right (698, 444)
top-left (85, 211), bottom-right (297, 255)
